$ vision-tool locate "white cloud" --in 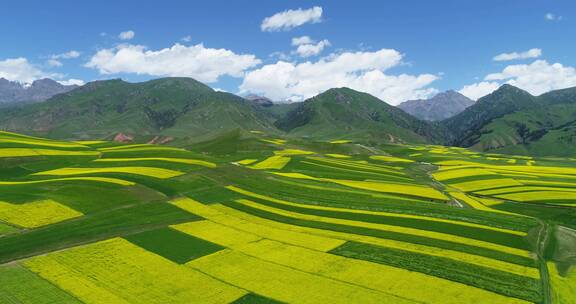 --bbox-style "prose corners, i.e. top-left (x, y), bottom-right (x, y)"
top-left (295, 39), bottom-right (330, 57)
top-left (0, 57), bottom-right (48, 83)
top-left (545, 13), bottom-right (562, 21)
top-left (47, 50), bottom-right (81, 67)
top-left (58, 78), bottom-right (85, 86)
top-left (239, 49), bottom-right (438, 105)
top-left (0, 57), bottom-right (82, 85)
top-left (181, 35), bottom-right (192, 42)
top-left (493, 48), bottom-right (542, 61)
top-left (460, 60), bottom-right (576, 99)
top-left (261, 7), bottom-right (323, 31)
top-left (291, 36), bottom-right (314, 46)
top-left (459, 81), bottom-right (500, 100)
top-left (118, 30), bottom-right (135, 40)
top-left (86, 43), bottom-right (261, 83)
